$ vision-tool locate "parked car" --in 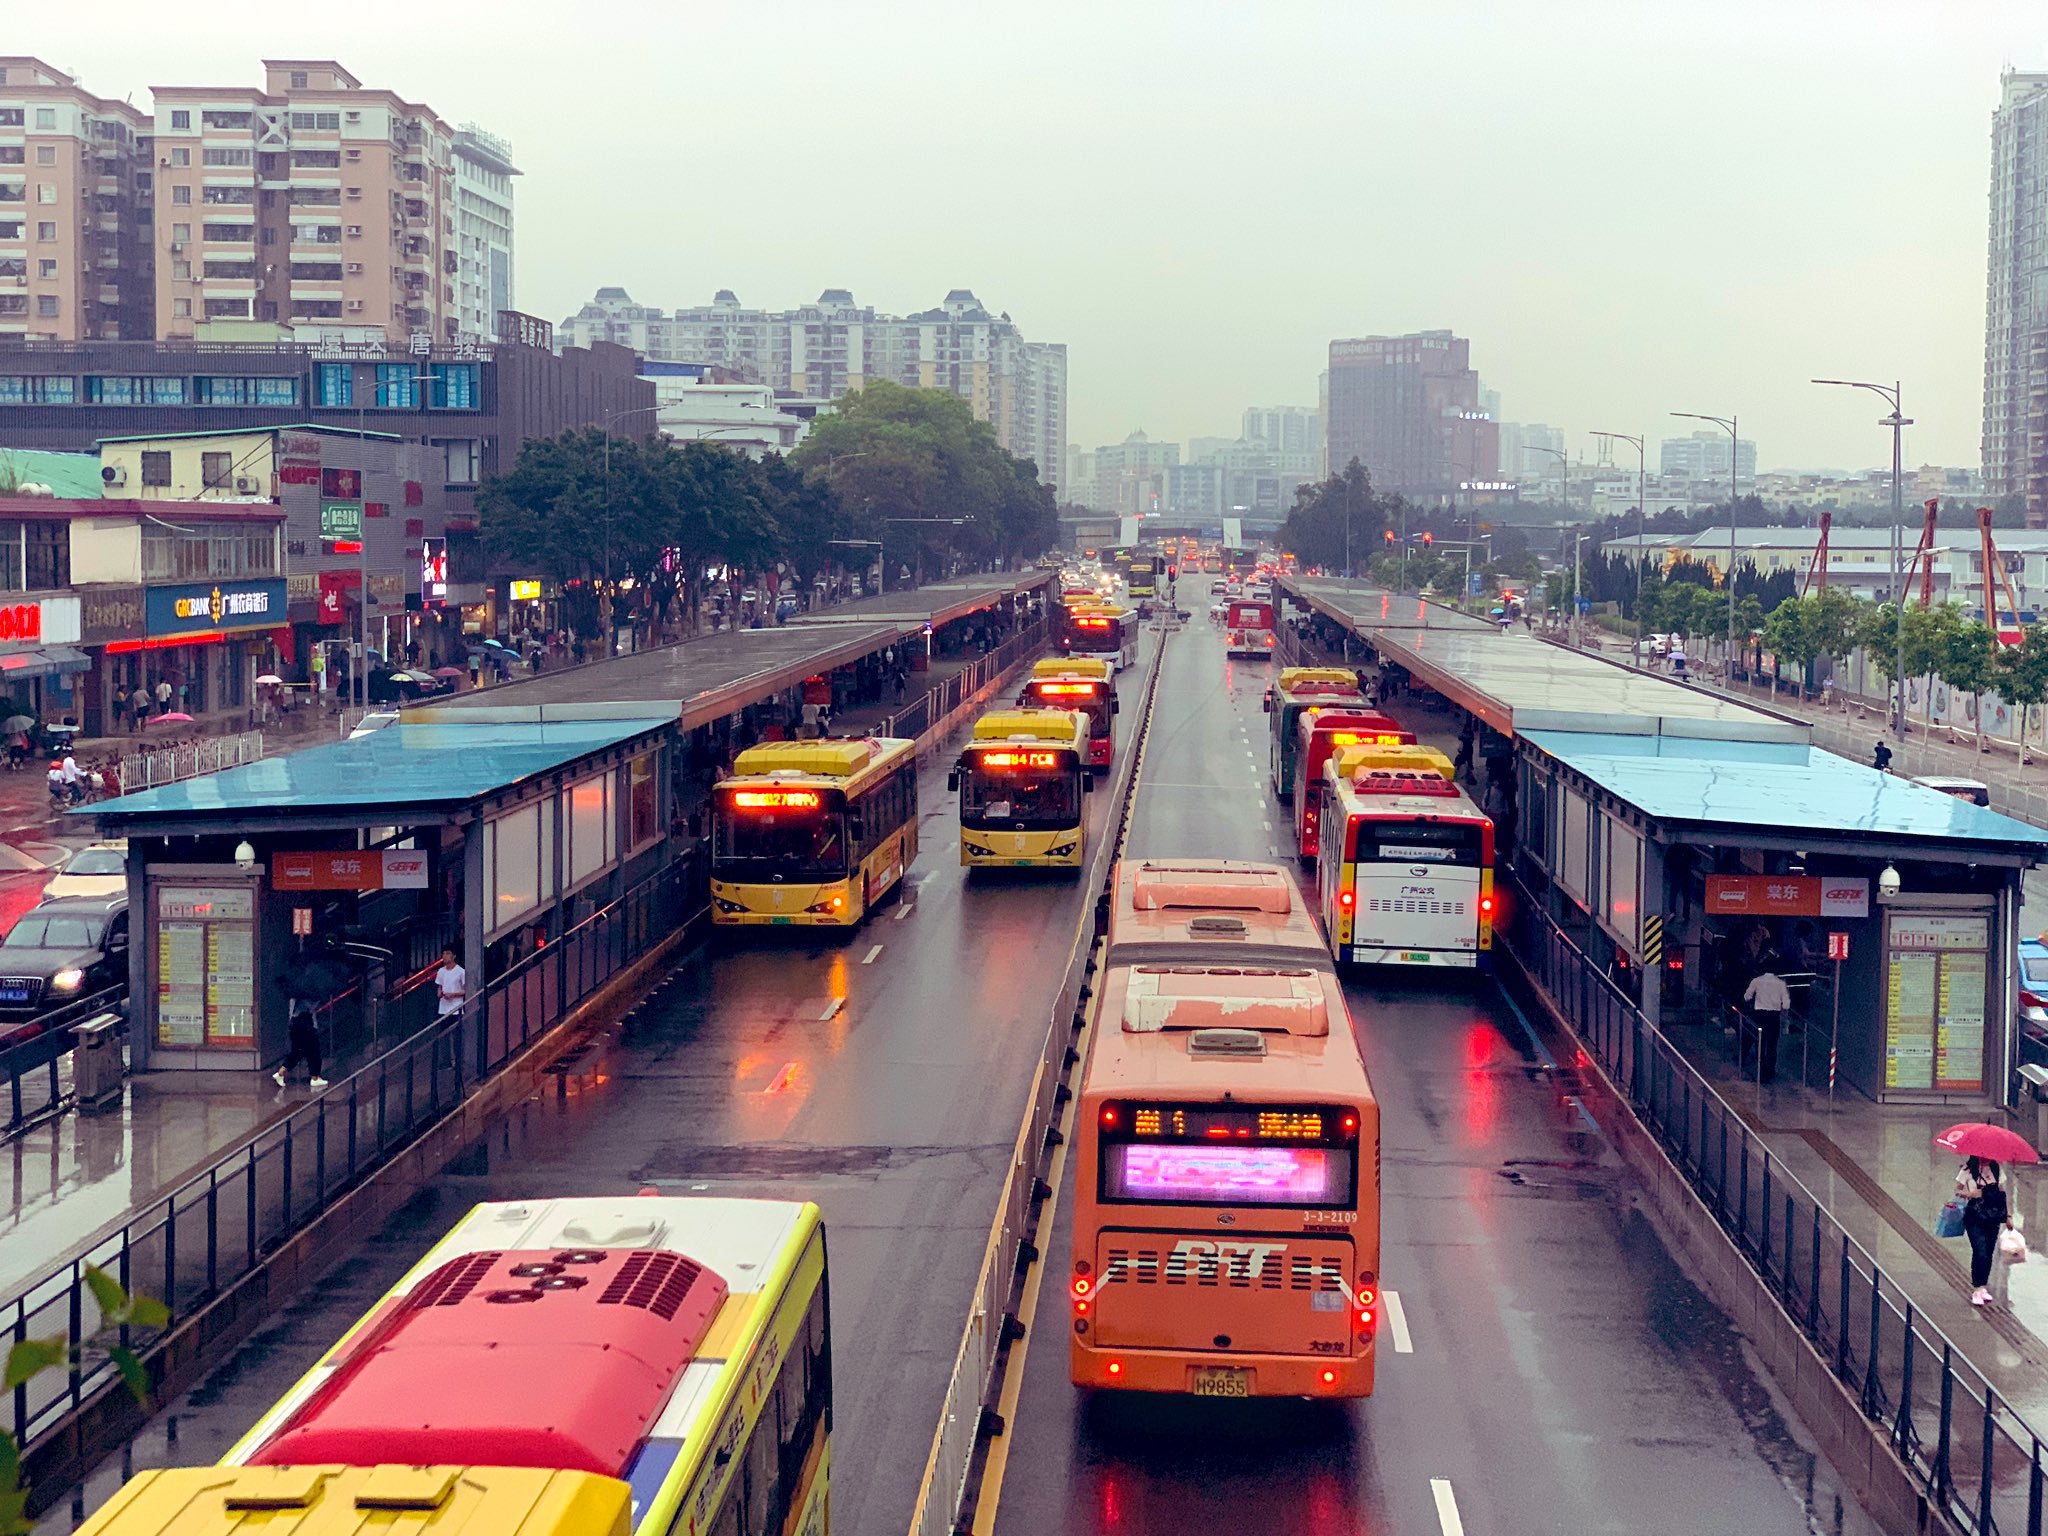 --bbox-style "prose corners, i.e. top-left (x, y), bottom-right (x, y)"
top-left (0, 896), bottom-right (128, 1042)
top-left (41, 839), bottom-right (127, 902)
top-left (1913, 775), bottom-right (1992, 807)
top-left (348, 710), bottom-right (403, 740)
